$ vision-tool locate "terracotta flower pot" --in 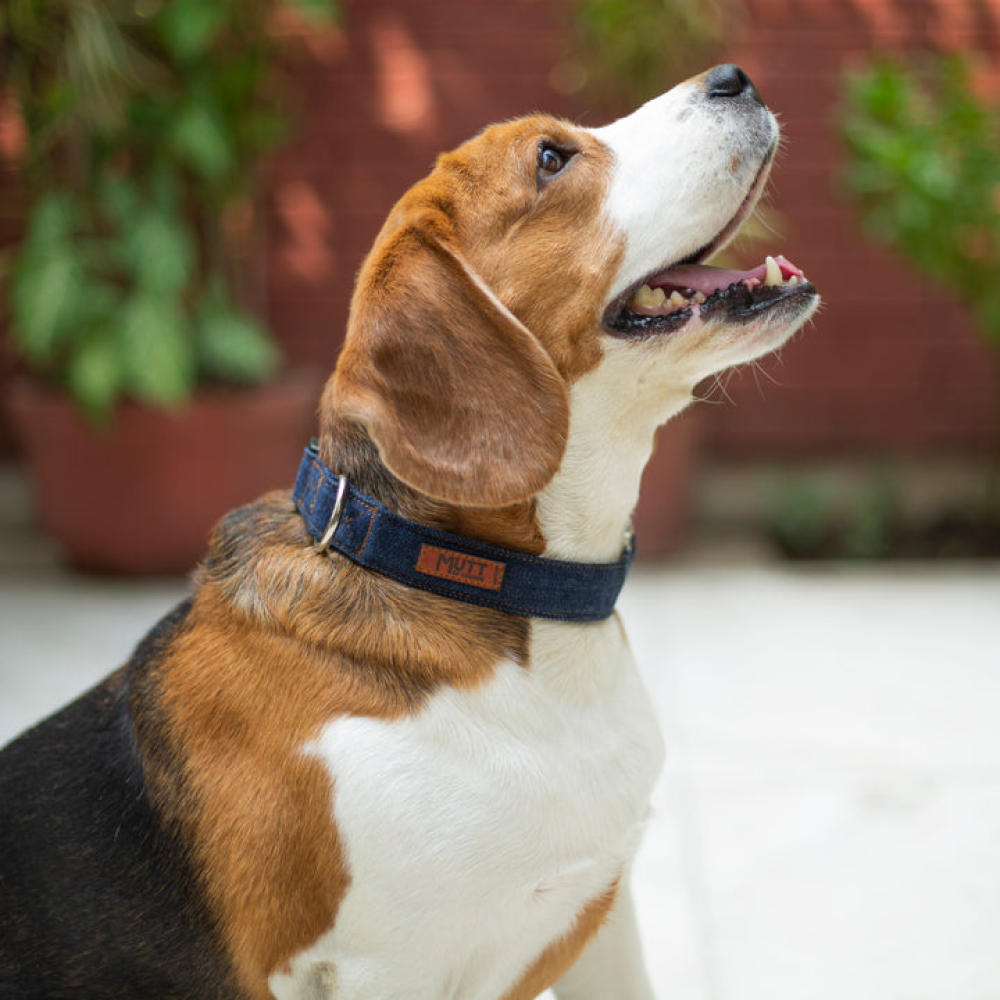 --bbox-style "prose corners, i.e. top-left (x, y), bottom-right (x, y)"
top-left (7, 372), bottom-right (321, 575)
